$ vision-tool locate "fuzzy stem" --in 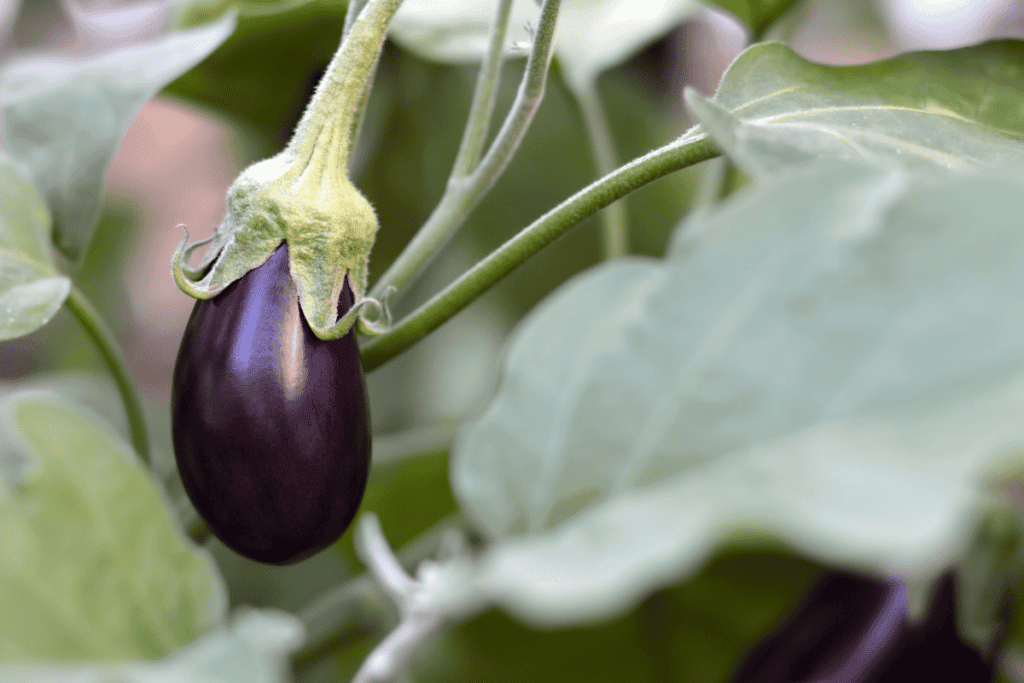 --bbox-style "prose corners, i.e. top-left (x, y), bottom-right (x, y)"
top-left (360, 133), bottom-right (718, 371)
top-left (64, 285), bottom-right (150, 466)
top-left (451, 0), bottom-right (515, 176)
top-left (368, 0), bottom-right (562, 301)
top-left (287, 0), bottom-right (405, 168)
